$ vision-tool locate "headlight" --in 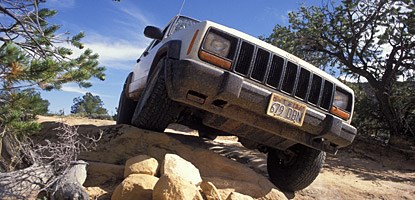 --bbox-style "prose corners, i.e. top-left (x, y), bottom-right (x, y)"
top-left (203, 32), bottom-right (231, 58)
top-left (333, 90), bottom-right (349, 111)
